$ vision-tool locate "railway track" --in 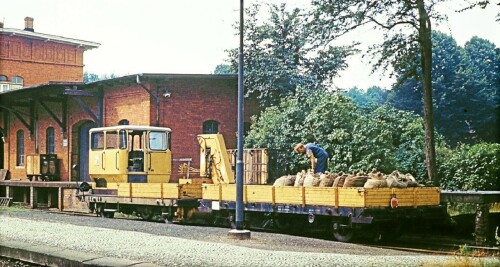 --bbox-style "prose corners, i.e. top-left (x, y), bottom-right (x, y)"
top-left (45, 209), bottom-right (499, 257)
